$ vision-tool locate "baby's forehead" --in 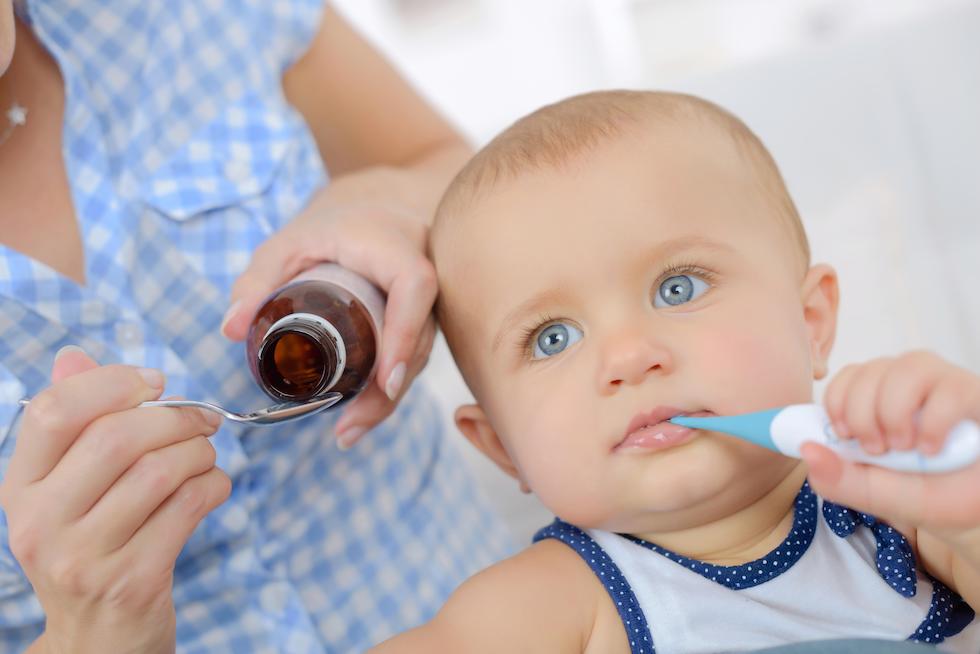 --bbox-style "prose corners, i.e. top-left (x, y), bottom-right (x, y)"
top-left (434, 95), bottom-right (809, 275)
top-left (438, 125), bottom-right (748, 242)
top-left (437, 184), bottom-right (802, 336)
